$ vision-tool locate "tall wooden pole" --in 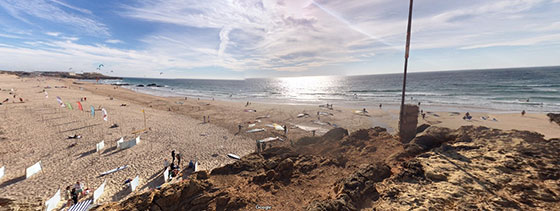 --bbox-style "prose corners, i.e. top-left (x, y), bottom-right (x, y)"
top-left (142, 109), bottom-right (146, 129)
top-left (399, 0), bottom-right (414, 119)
